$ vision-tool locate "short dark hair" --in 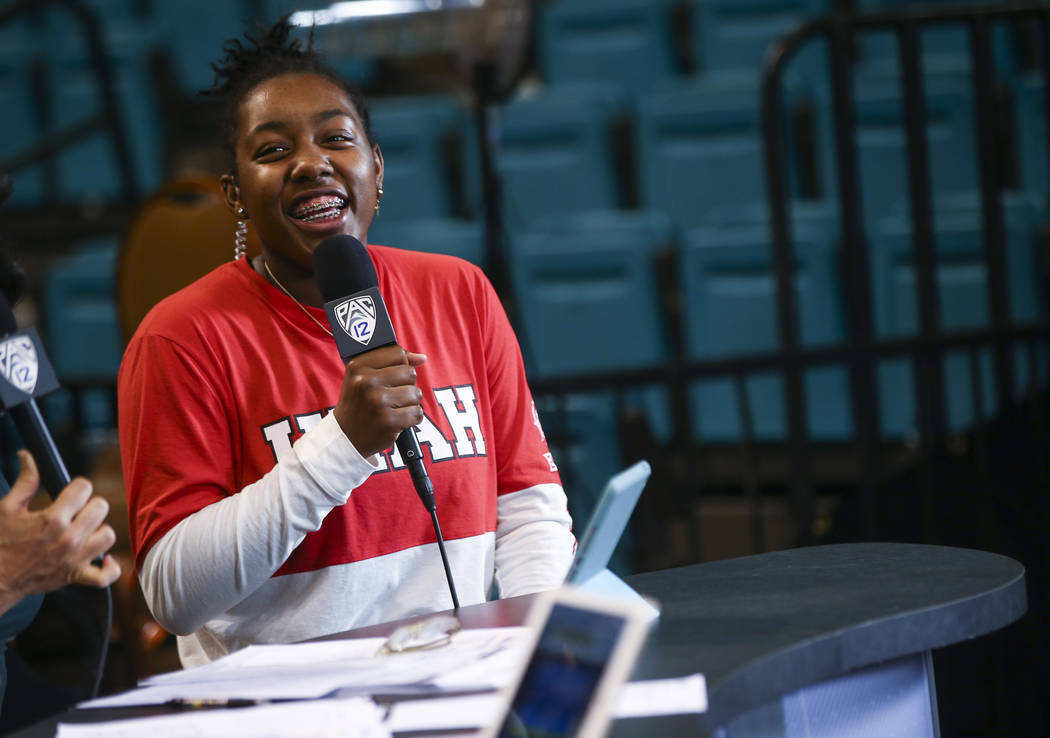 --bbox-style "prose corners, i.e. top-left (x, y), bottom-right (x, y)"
top-left (203, 18), bottom-right (375, 175)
